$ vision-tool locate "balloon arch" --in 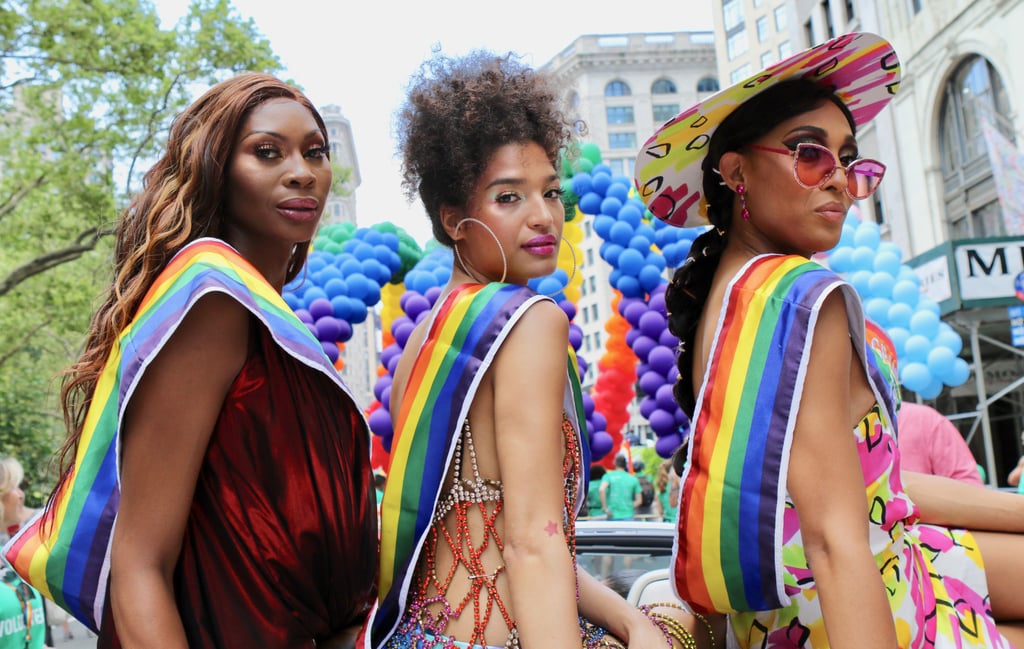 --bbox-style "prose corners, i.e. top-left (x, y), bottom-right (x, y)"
top-left (283, 144), bottom-right (968, 470)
